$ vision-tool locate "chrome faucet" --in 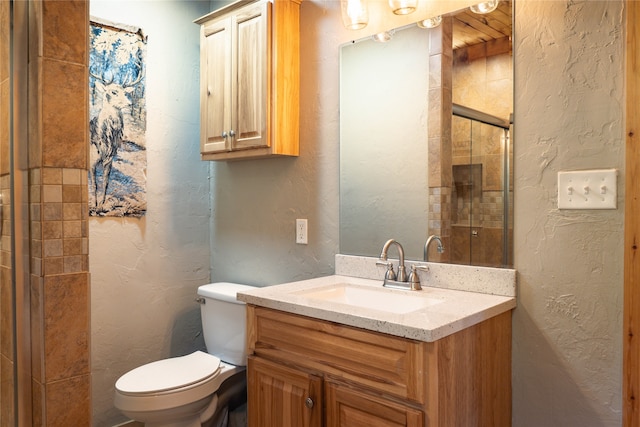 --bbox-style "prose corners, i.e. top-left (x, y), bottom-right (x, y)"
top-left (424, 235), bottom-right (444, 262)
top-left (379, 239), bottom-right (407, 282)
top-left (377, 239), bottom-right (421, 290)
